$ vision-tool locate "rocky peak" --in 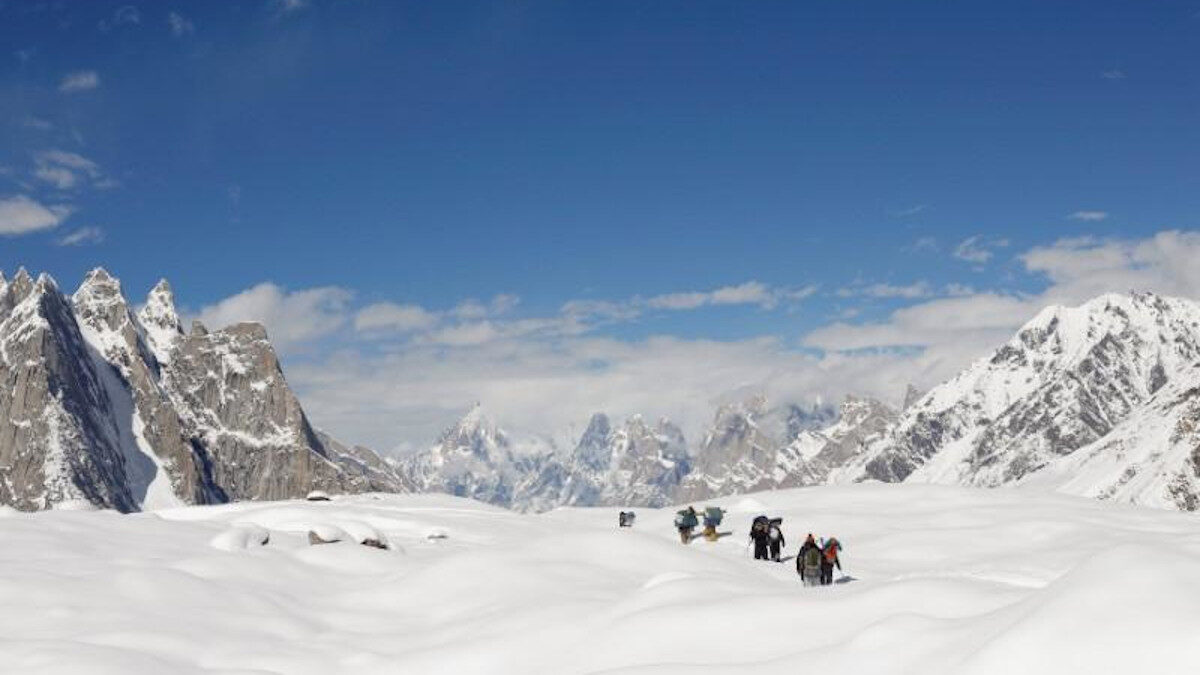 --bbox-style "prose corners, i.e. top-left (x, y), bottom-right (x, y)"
top-left (574, 413), bottom-right (613, 471)
top-left (138, 279), bottom-right (184, 364)
top-left (438, 404), bottom-right (509, 460)
top-left (8, 268), bottom-right (34, 304)
top-left (73, 267), bottom-right (133, 333)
